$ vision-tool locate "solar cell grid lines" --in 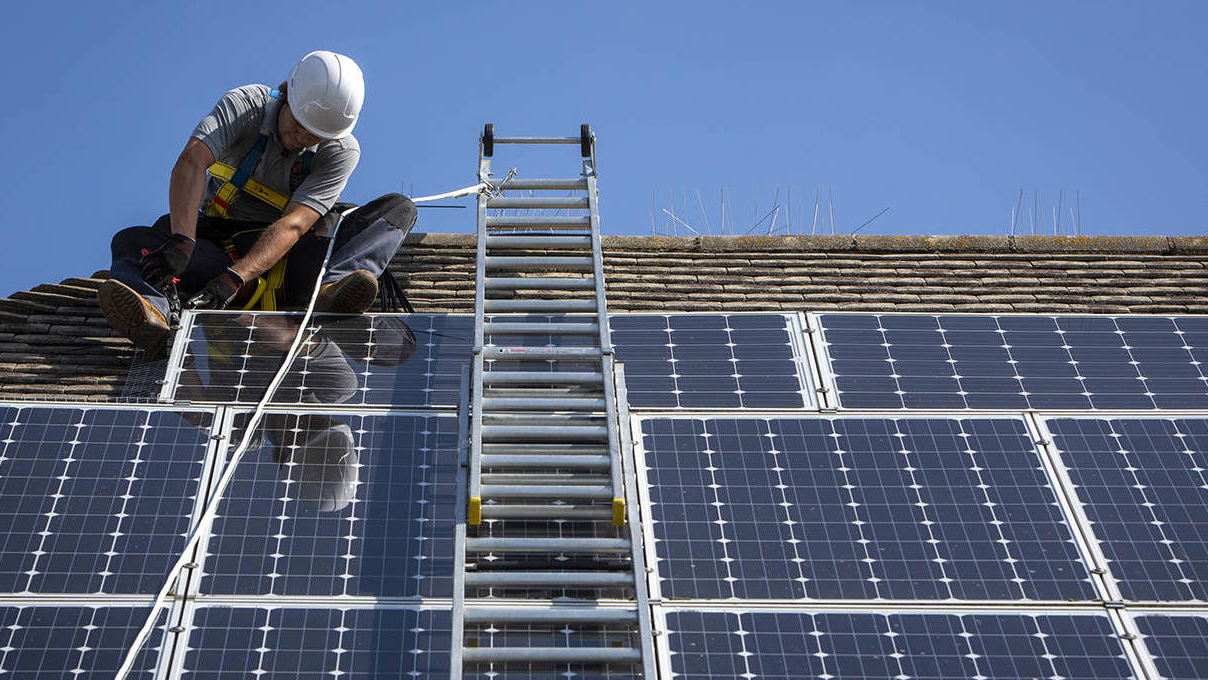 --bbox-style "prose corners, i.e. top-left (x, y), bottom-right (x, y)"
top-left (0, 605), bottom-right (165, 678)
top-left (182, 606), bottom-right (450, 679)
top-left (1045, 417), bottom-right (1208, 602)
top-left (816, 313), bottom-right (1208, 410)
top-left (1133, 613), bottom-right (1208, 680)
top-left (641, 416), bottom-right (1096, 601)
top-left (200, 412), bottom-right (457, 598)
top-left (664, 610), bottom-right (1135, 680)
top-left (173, 312), bottom-right (471, 408)
top-left (611, 313), bottom-right (809, 409)
top-left (0, 406), bottom-right (211, 595)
